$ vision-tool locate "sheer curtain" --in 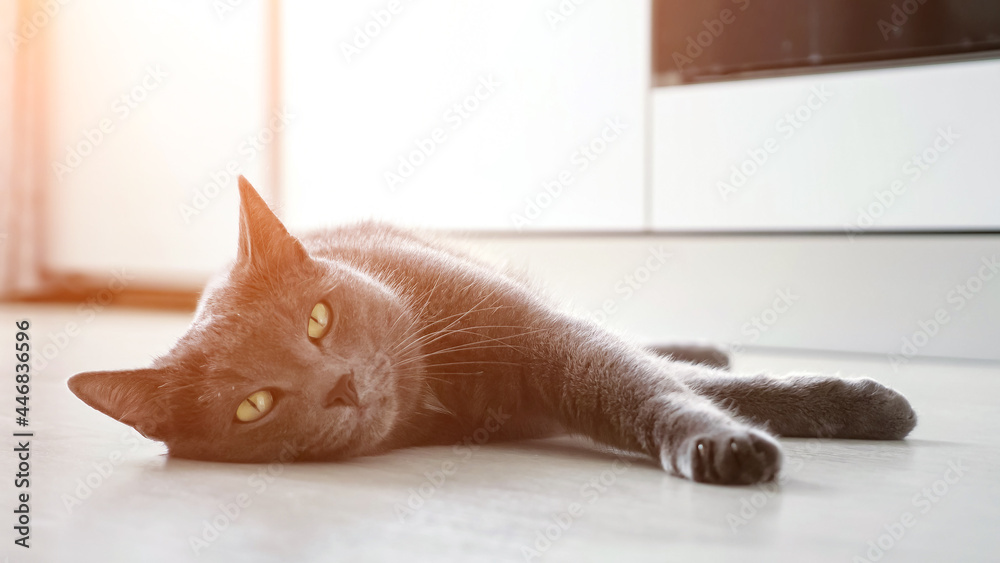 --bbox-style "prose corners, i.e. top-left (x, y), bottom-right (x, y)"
top-left (2, 1), bottom-right (270, 296)
top-left (1, 0), bottom-right (46, 297)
